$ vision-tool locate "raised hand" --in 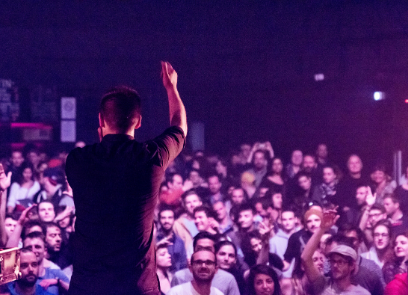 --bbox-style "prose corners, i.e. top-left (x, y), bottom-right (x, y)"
top-left (18, 205), bottom-right (37, 226)
top-left (161, 61), bottom-right (178, 90)
top-left (321, 208), bottom-right (339, 231)
top-left (366, 186), bottom-right (376, 207)
top-left (0, 163), bottom-right (12, 192)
